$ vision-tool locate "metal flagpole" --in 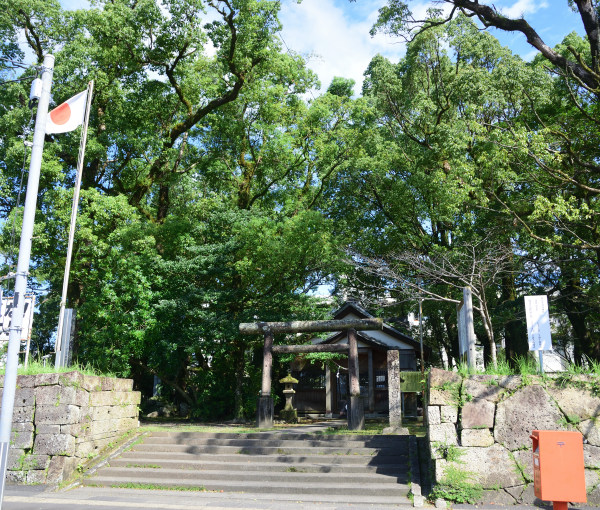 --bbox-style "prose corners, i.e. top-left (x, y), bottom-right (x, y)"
top-left (0, 54), bottom-right (54, 507)
top-left (55, 81), bottom-right (94, 368)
